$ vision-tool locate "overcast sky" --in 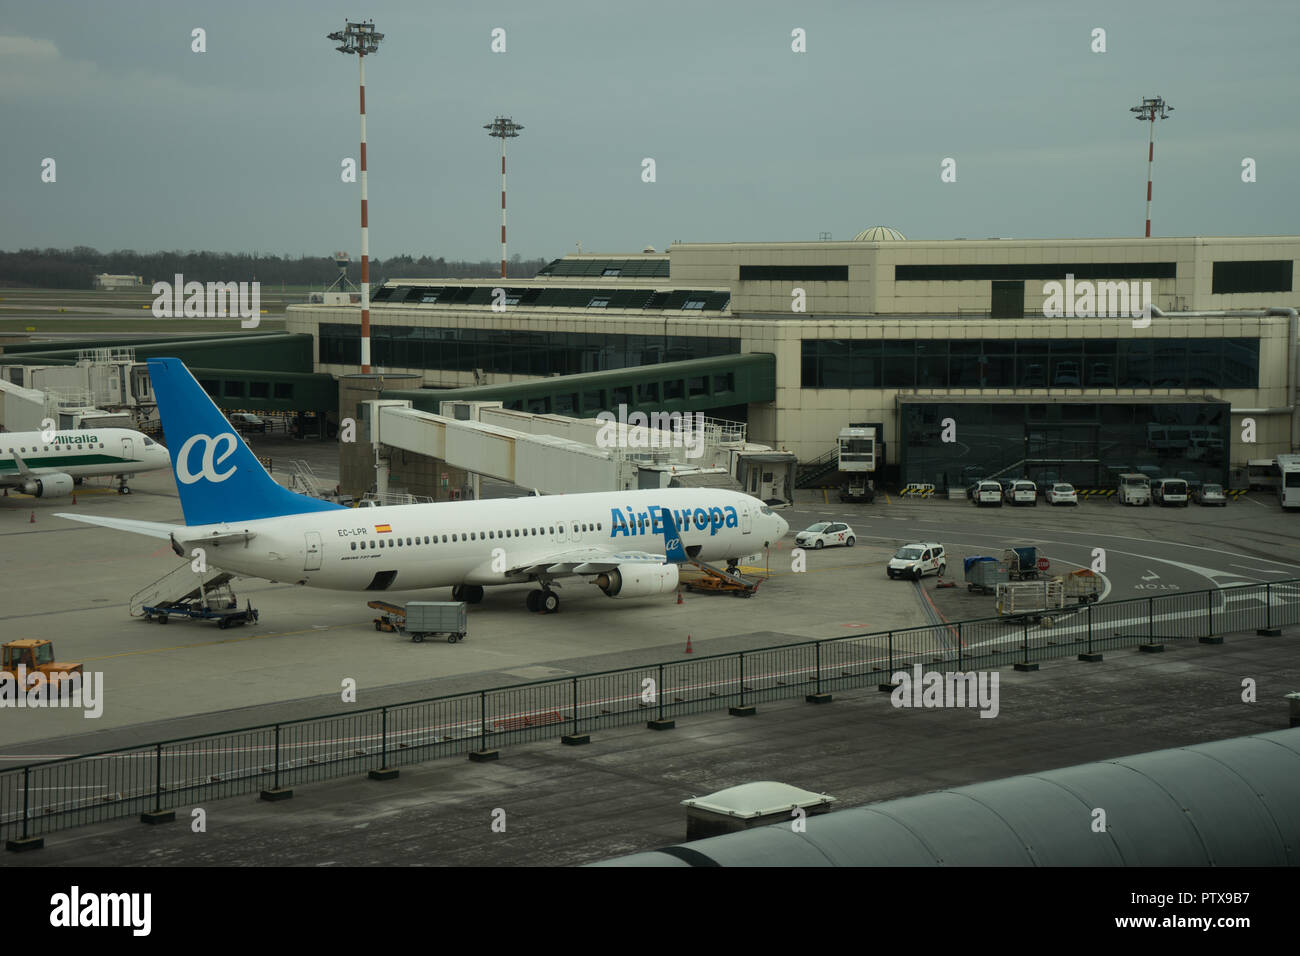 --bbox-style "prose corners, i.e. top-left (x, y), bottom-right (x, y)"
top-left (3, 0), bottom-right (1298, 261)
